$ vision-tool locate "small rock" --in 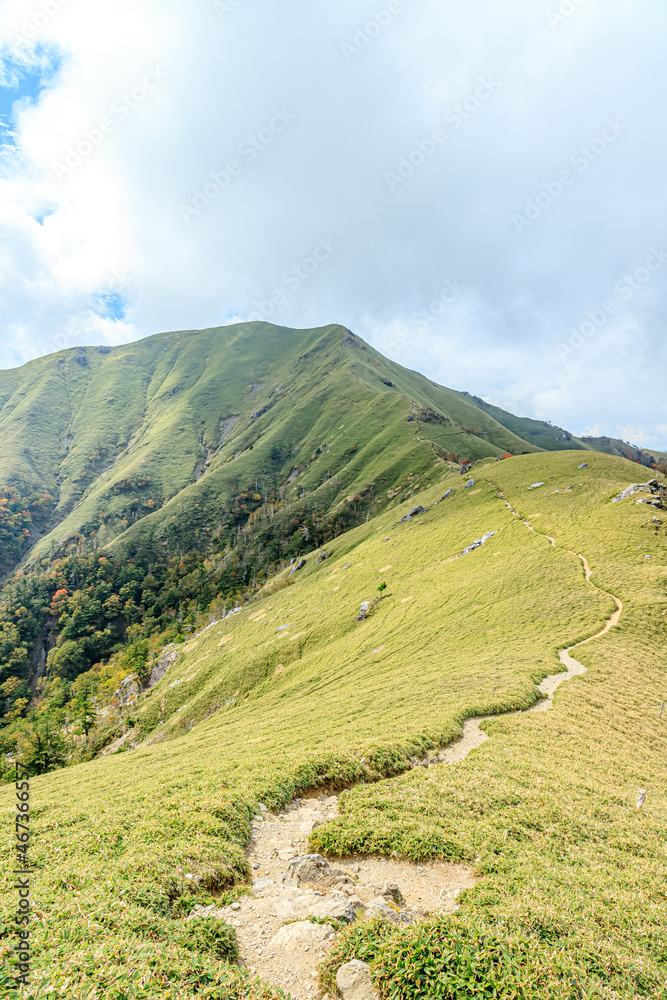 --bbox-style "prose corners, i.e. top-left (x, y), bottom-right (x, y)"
top-left (464, 480), bottom-right (476, 490)
top-left (399, 504), bottom-right (429, 523)
top-left (274, 892), bottom-right (356, 924)
top-left (230, 902), bottom-right (241, 911)
top-left (336, 959), bottom-right (378, 1000)
top-left (366, 902), bottom-right (411, 925)
top-left (269, 920), bottom-right (333, 953)
top-left (285, 855), bottom-right (347, 889)
top-left (380, 882), bottom-right (403, 905)
top-left (333, 875), bottom-right (357, 890)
